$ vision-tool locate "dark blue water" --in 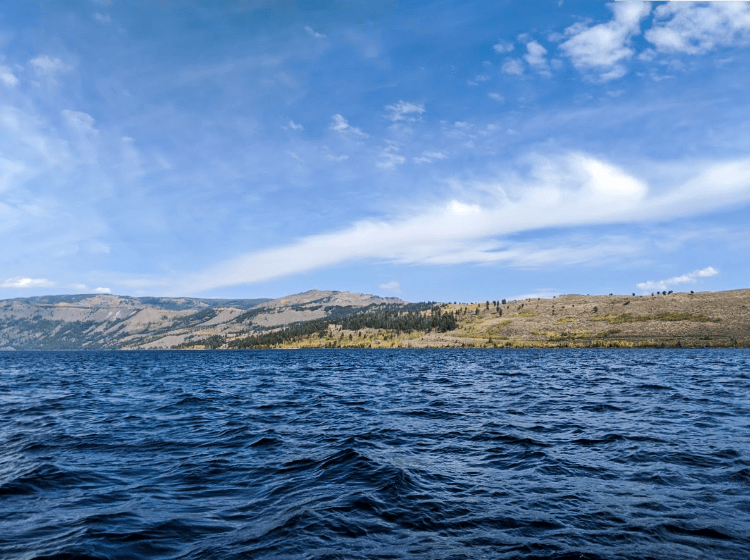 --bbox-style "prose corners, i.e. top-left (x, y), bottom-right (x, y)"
top-left (1, 350), bottom-right (749, 560)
